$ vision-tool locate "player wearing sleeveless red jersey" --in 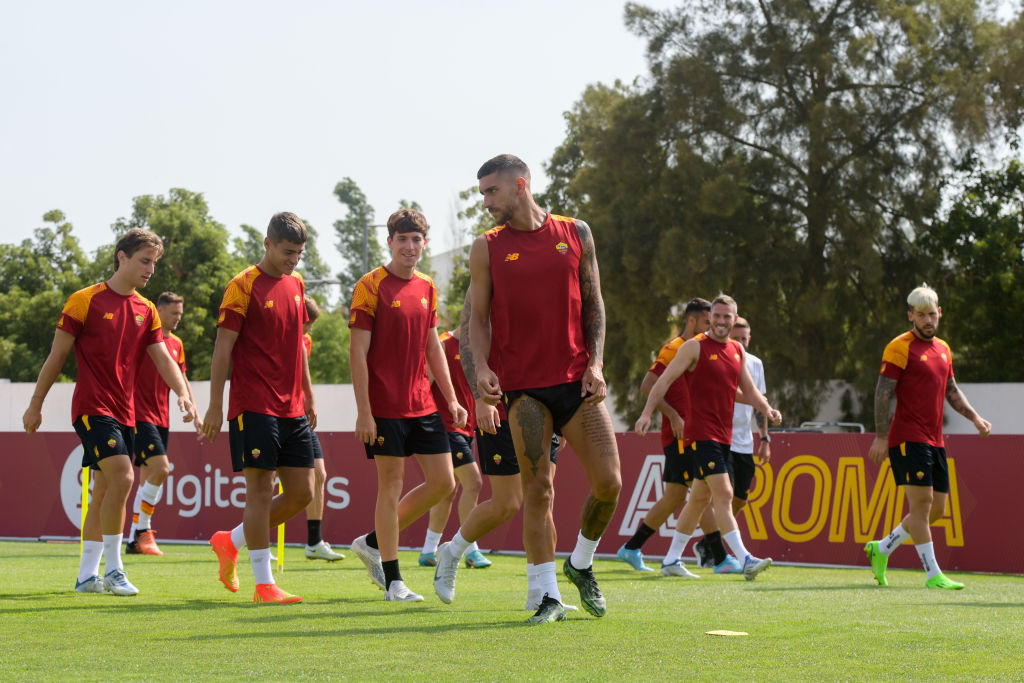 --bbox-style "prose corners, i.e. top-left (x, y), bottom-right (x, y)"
top-left (24, 229), bottom-right (198, 596)
top-left (203, 212), bottom-right (317, 605)
top-left (460, 154), bottom-right (621, 624)
top-left (864, 284), bottom-right (991, 590)
top-left (636, 295), bottom-right (781, 581)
